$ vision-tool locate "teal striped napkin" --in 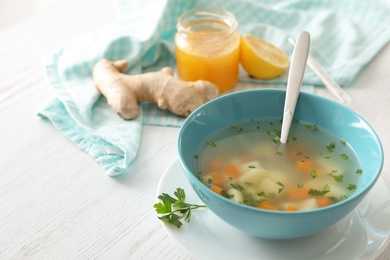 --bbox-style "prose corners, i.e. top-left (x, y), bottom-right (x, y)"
top-left (38, 0), bottom-right (390, 176)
